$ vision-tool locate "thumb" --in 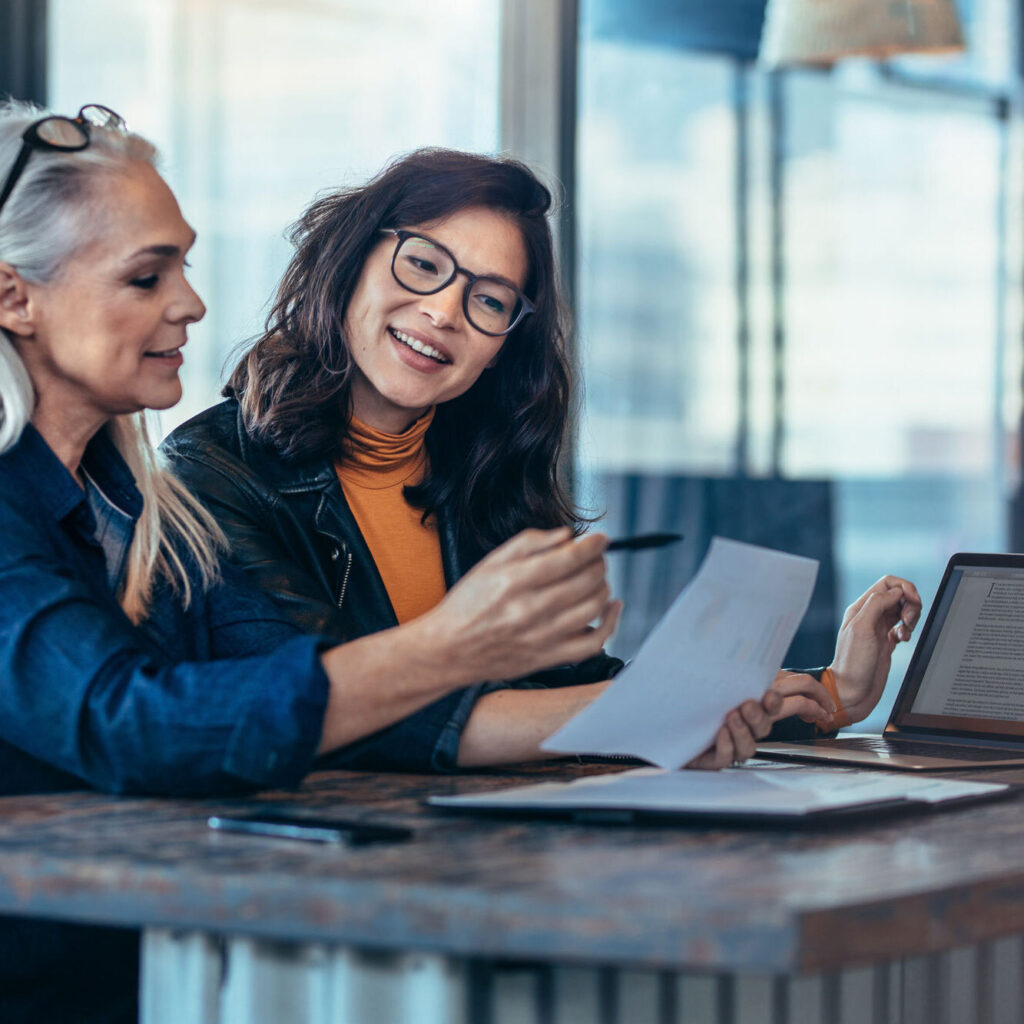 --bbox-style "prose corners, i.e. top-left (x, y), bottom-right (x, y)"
top-left (761, 689), bottom-right (783, 718)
